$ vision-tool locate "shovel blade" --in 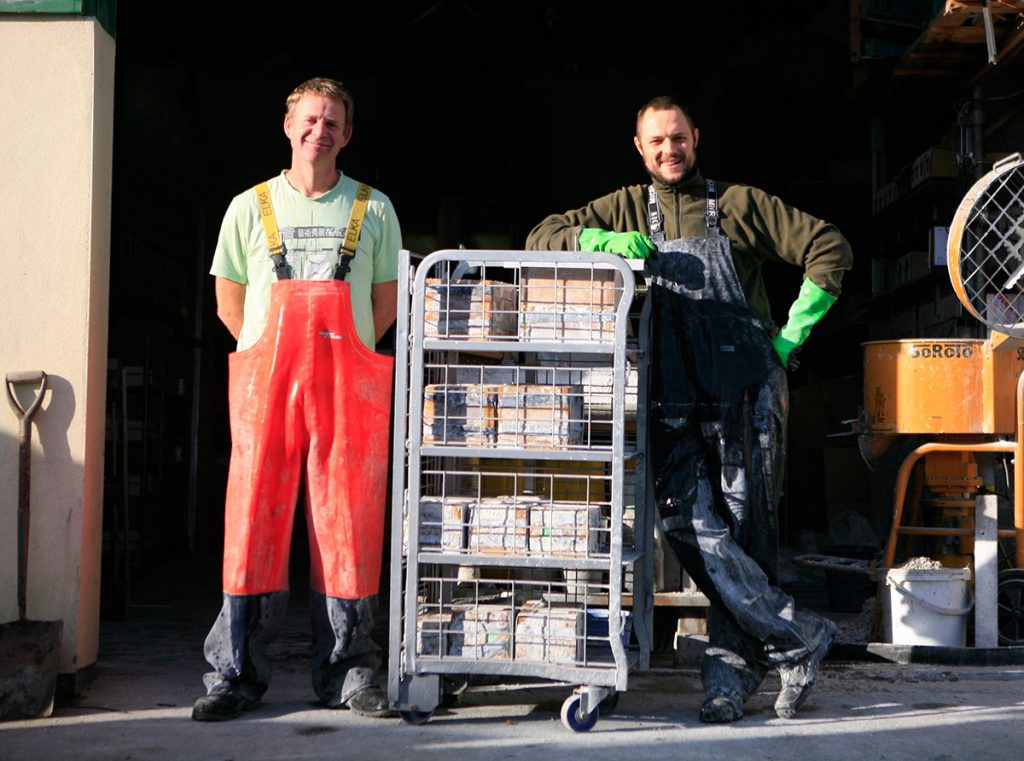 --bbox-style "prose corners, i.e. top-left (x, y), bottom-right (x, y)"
top-left (0, 620), bottom-right (63, 721)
